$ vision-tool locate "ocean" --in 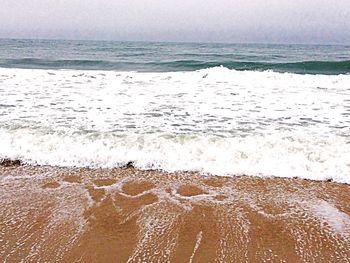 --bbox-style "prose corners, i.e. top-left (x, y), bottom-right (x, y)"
top-left (0, 39), bottom-right (349, 183)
